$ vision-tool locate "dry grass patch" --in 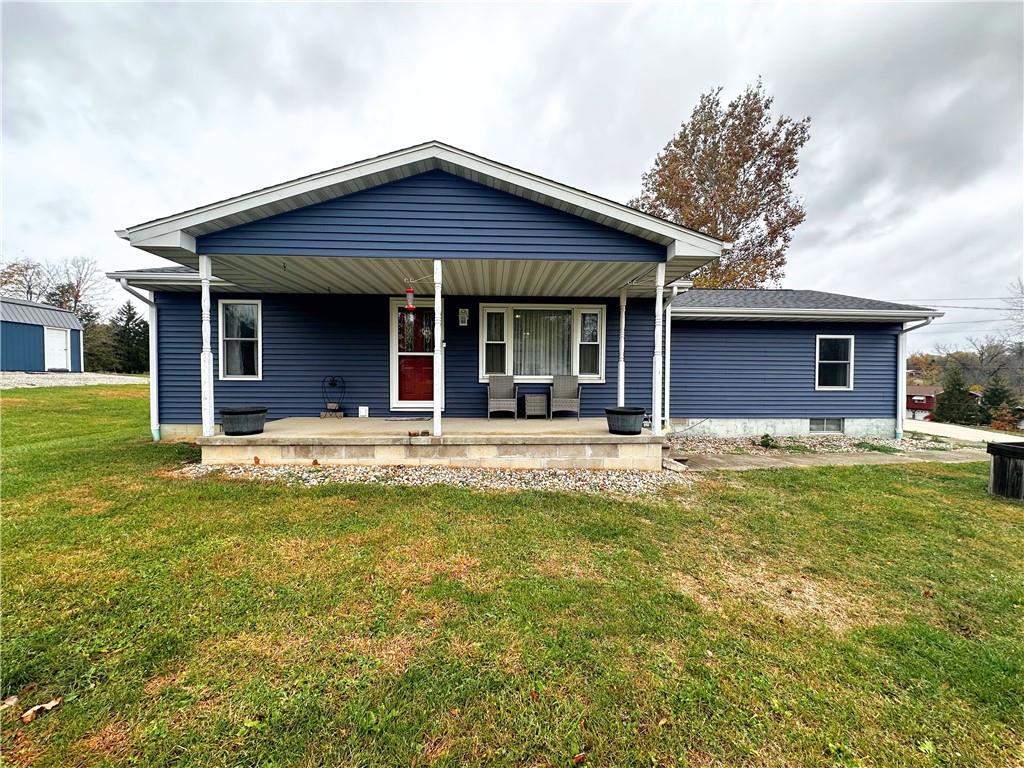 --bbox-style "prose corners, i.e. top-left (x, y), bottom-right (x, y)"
top-left (531, 550), bottom-right (604, 581)
top-left (671, 560), bottom-right (883, 633)
top-left (74, 719), bottom-right (135, 763)
top-left (334, 632), bottom-right (424, 675)
top-left (377, 539), bottom-right (491, 590)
